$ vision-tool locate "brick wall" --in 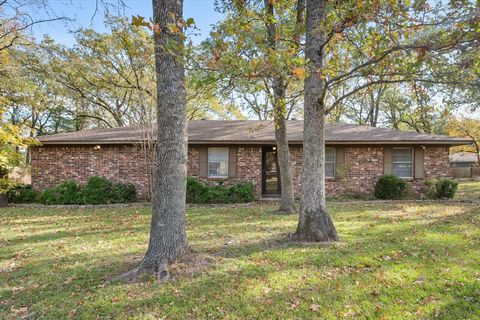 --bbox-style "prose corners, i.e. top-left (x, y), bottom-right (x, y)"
top-left (187, 146), bottom-right (262, 195)
top-left (31, 145), bottom-right (152, 199)
top-left (31, 144), bottom-right (450, 199)
top-left (290, 146), bottom-right (384, 196)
